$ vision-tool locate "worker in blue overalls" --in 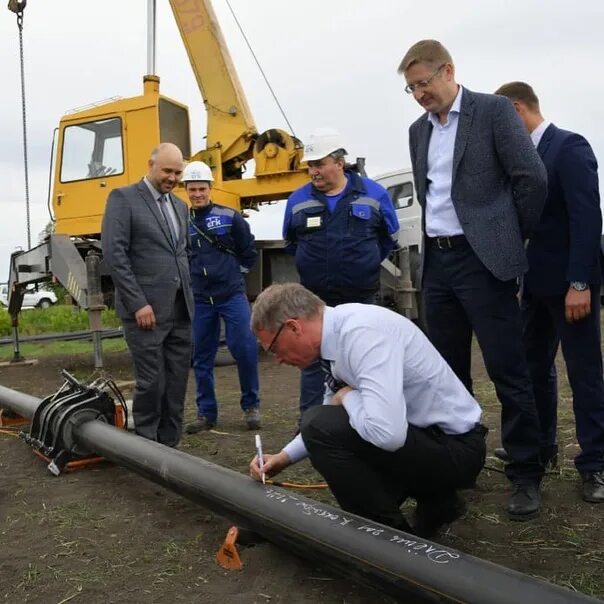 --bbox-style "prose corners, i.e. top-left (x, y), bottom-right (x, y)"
top-left (182, 161), bottom-right (261, 433)
top-left (282, 128), bottom-right (400, 423)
